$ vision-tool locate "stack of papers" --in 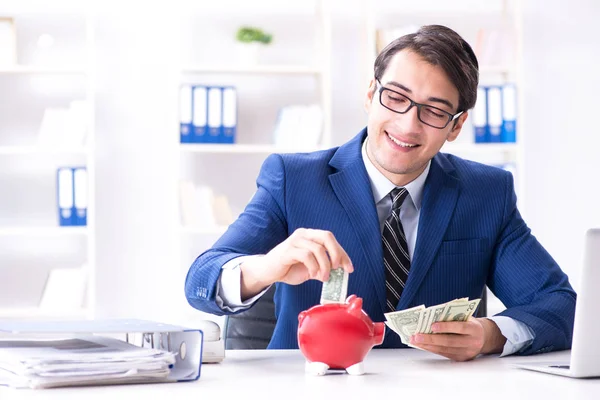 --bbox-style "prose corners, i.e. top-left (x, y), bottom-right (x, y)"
top-left (0, 335), bottom-right (176, 389)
